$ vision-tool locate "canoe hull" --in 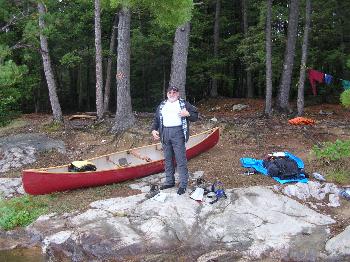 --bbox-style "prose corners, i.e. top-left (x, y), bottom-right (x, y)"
top-left (22, 128), bottom-right (219, 195)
